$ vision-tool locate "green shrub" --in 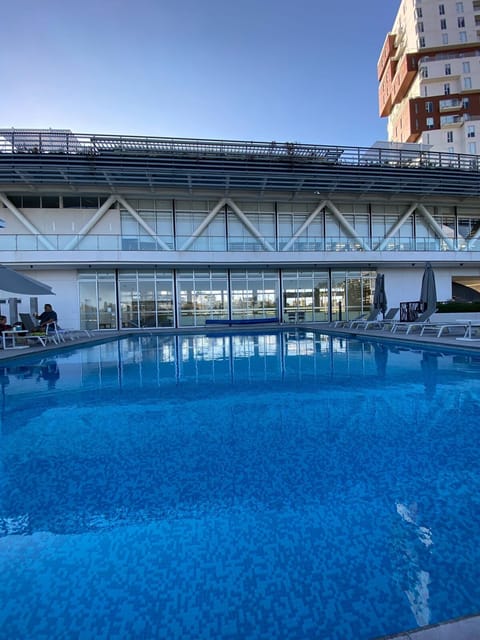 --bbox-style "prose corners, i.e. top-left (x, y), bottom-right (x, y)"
top-left (437, 301), bottom-right (480, 313)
